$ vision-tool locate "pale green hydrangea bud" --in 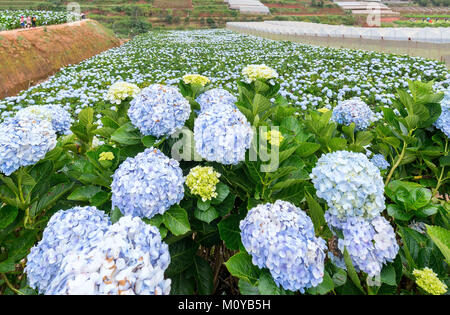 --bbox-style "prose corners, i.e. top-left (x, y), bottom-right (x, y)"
top-left (186, 166), bottom-right (221, 201)
top-left (413, 267), bottom-right (448, 295)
